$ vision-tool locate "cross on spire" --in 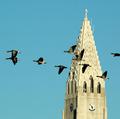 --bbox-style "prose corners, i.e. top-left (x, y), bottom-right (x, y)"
top-left (85, 9), bottom-right (88, 18)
